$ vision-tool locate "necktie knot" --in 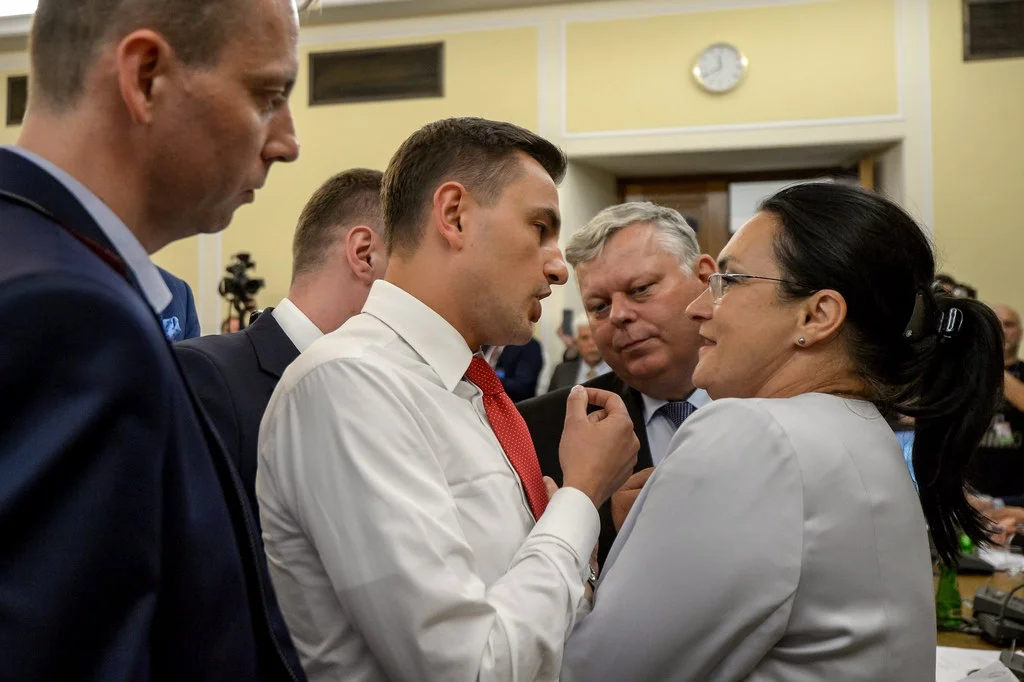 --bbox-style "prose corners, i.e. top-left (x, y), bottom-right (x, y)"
top-left (658, 400), bottom-right (695, 430)
top-left (466, 356), bottom-right (504, 396)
